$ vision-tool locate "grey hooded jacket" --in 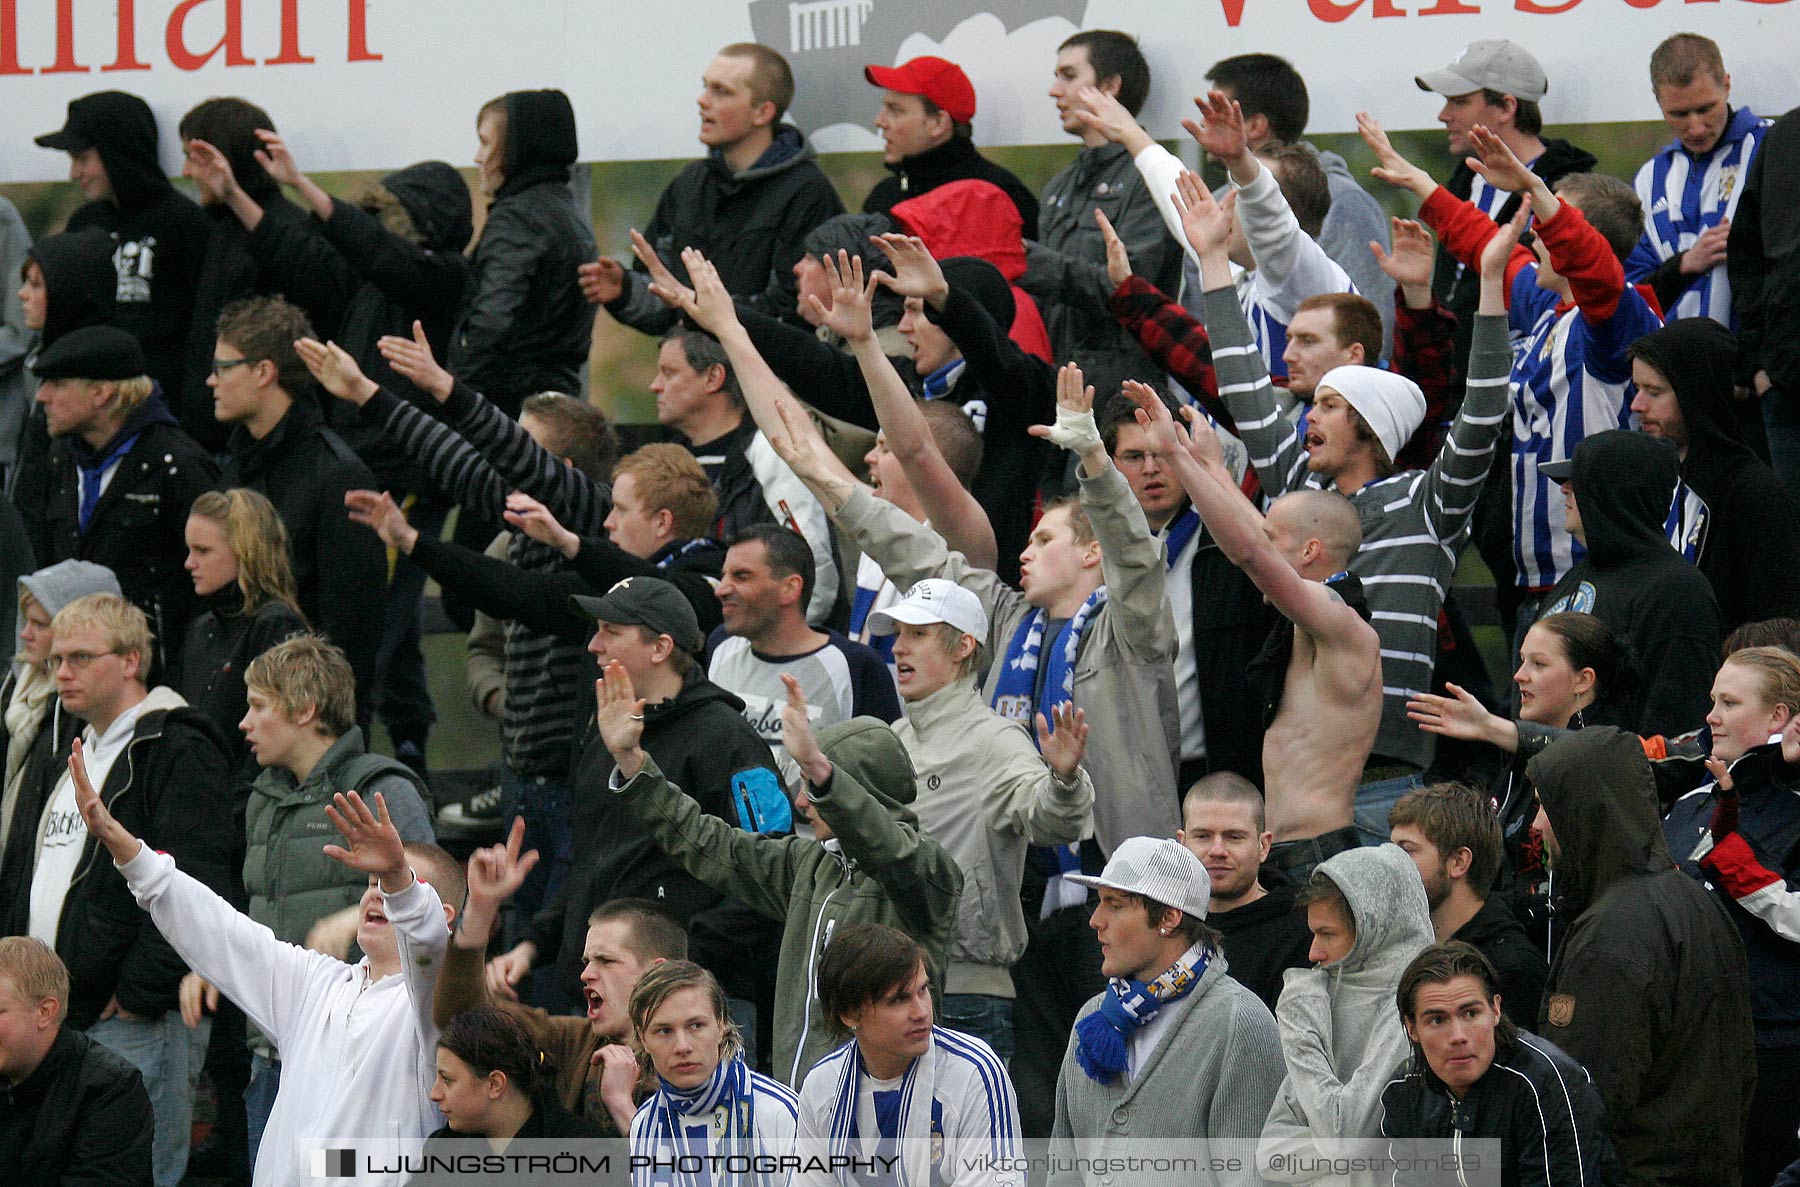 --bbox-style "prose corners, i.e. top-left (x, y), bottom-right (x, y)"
top-left (1260, 844), bottom-right (1433, 1184)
